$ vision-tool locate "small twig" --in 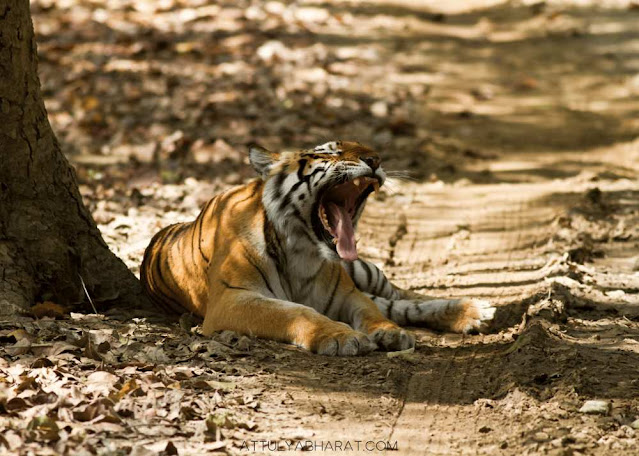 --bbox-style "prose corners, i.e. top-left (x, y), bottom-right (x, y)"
top-left (78, 274), bottom-right (98, 314)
